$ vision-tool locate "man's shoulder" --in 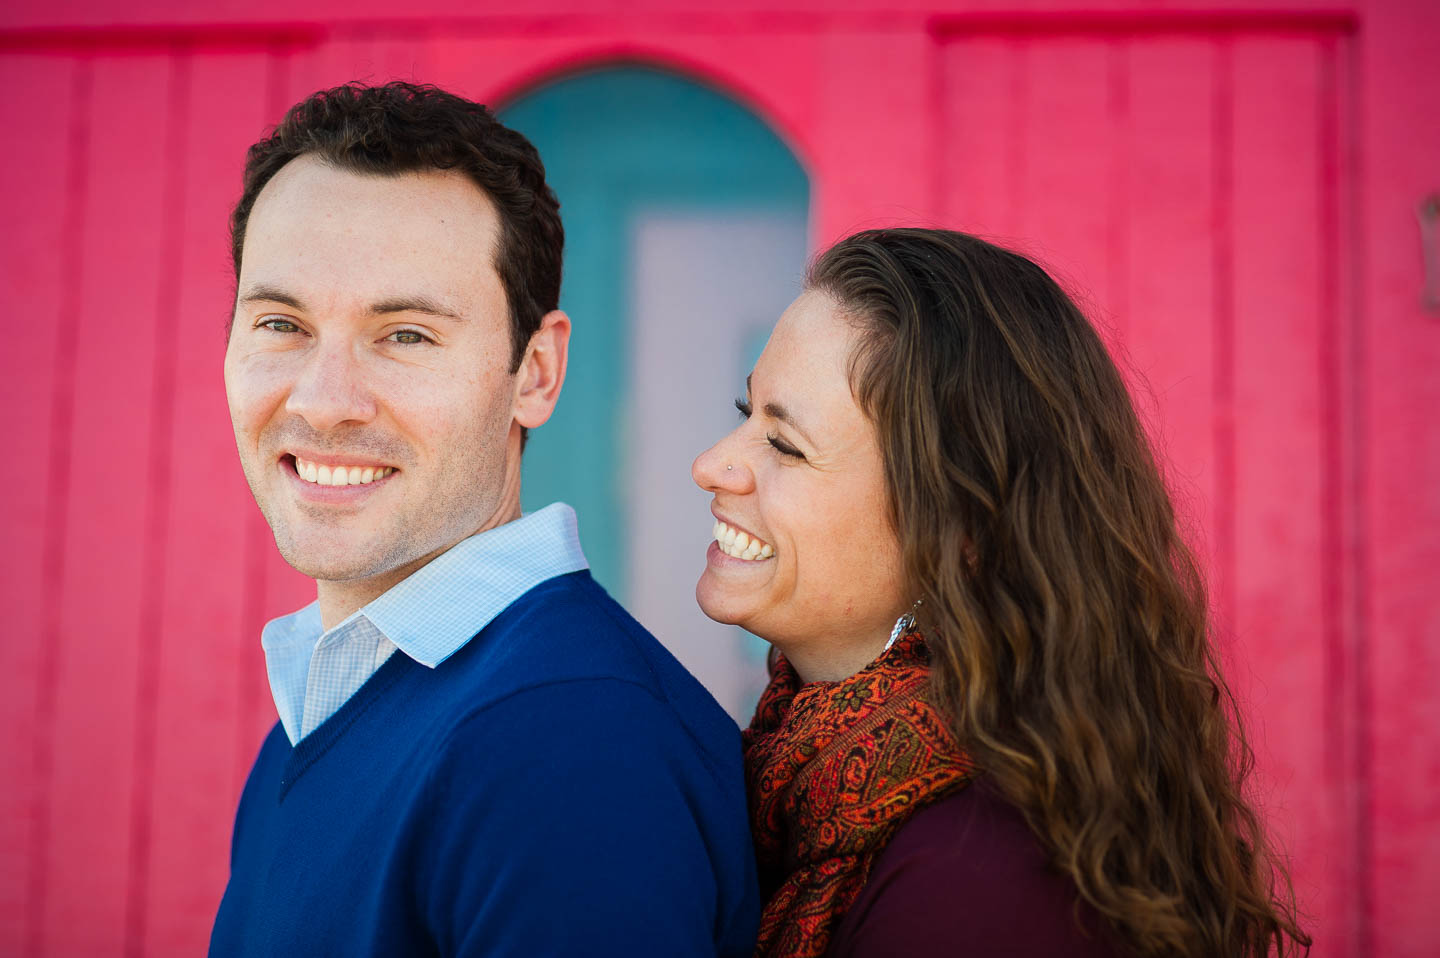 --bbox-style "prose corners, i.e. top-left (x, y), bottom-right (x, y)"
top-left (495, 567), bottom-right (651, 651)
top-left (459, 570), bottom-right (694, 699)
top-left (426, 569), bottom-right (739, 761)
